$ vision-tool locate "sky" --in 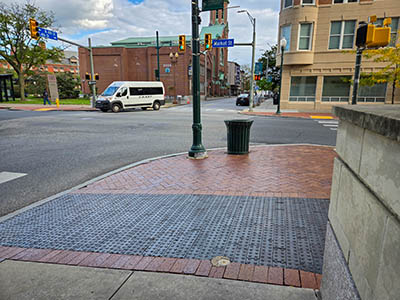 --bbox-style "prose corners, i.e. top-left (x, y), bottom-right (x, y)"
top-left (5, 0), bottom-right (280, 67)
